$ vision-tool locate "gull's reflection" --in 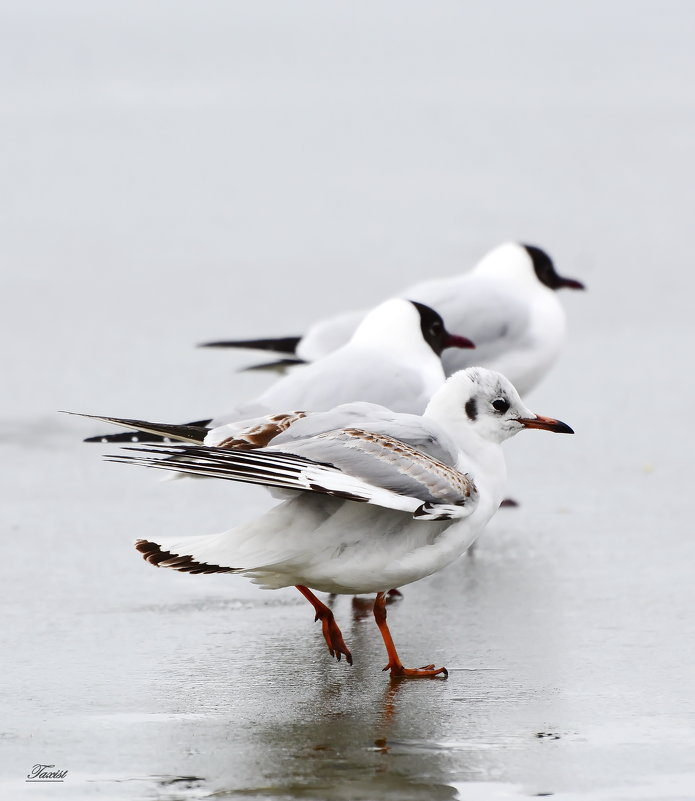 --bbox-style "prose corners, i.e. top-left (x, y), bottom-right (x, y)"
top-left (143, 587), bottom-right (515, 801)
top-left (219, 674), bottom-right (460, 800)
